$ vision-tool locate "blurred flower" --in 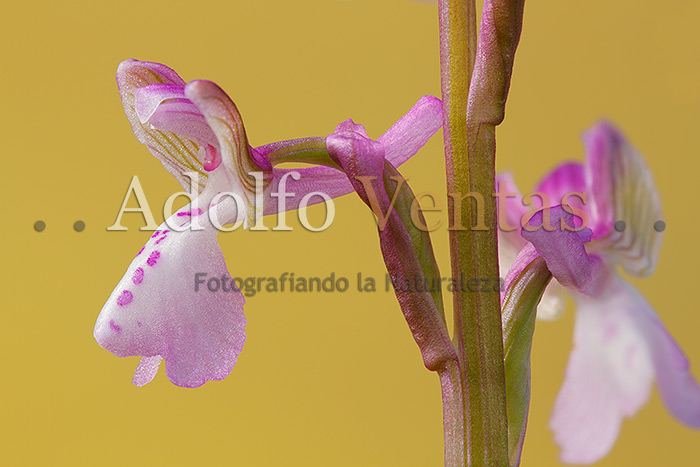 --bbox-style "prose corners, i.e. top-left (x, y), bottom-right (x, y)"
top-left (94, 60), bottom-right (443, 388)
top-left (500, 122), bottom-right (700, 464)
